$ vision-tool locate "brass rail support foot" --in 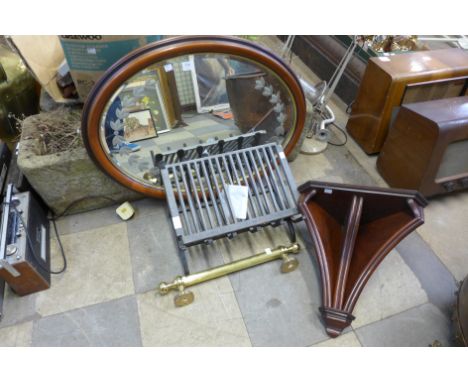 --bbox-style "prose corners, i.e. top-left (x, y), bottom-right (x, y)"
top-left (158, 243), bottom-right (300, 307)
top-left (280, 254), bottom-right (299, 273)
top-left (174, 290), bottom-right (195, 307)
